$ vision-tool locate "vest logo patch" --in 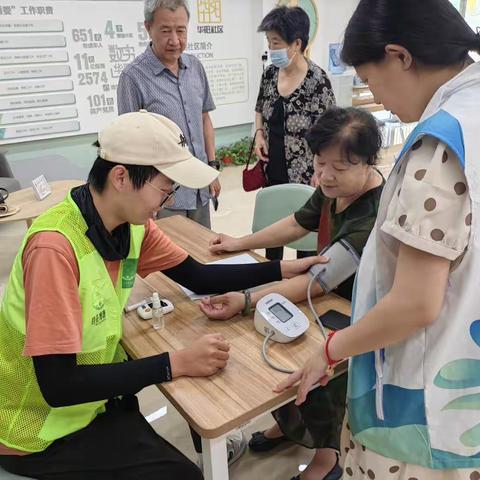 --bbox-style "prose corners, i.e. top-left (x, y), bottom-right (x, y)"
top-left (91, 309), bottom-right (106, 326)
top-left (122, 258), bottom-right (139, 288)
top-left (91, 279), bottom-right (107, 325)
top-left (92, 279), bottom-right (106, 311)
